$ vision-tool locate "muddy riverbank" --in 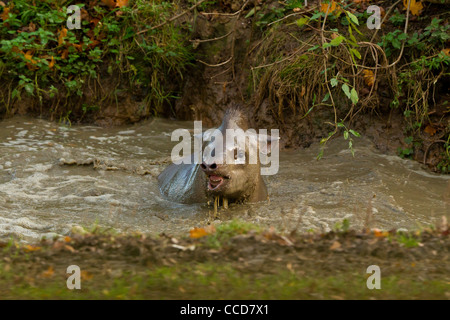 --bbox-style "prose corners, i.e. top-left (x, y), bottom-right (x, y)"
top-left (1, 0), bottom-right (449, 172)
top-left (0, 220), bottom-right (448, 299)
